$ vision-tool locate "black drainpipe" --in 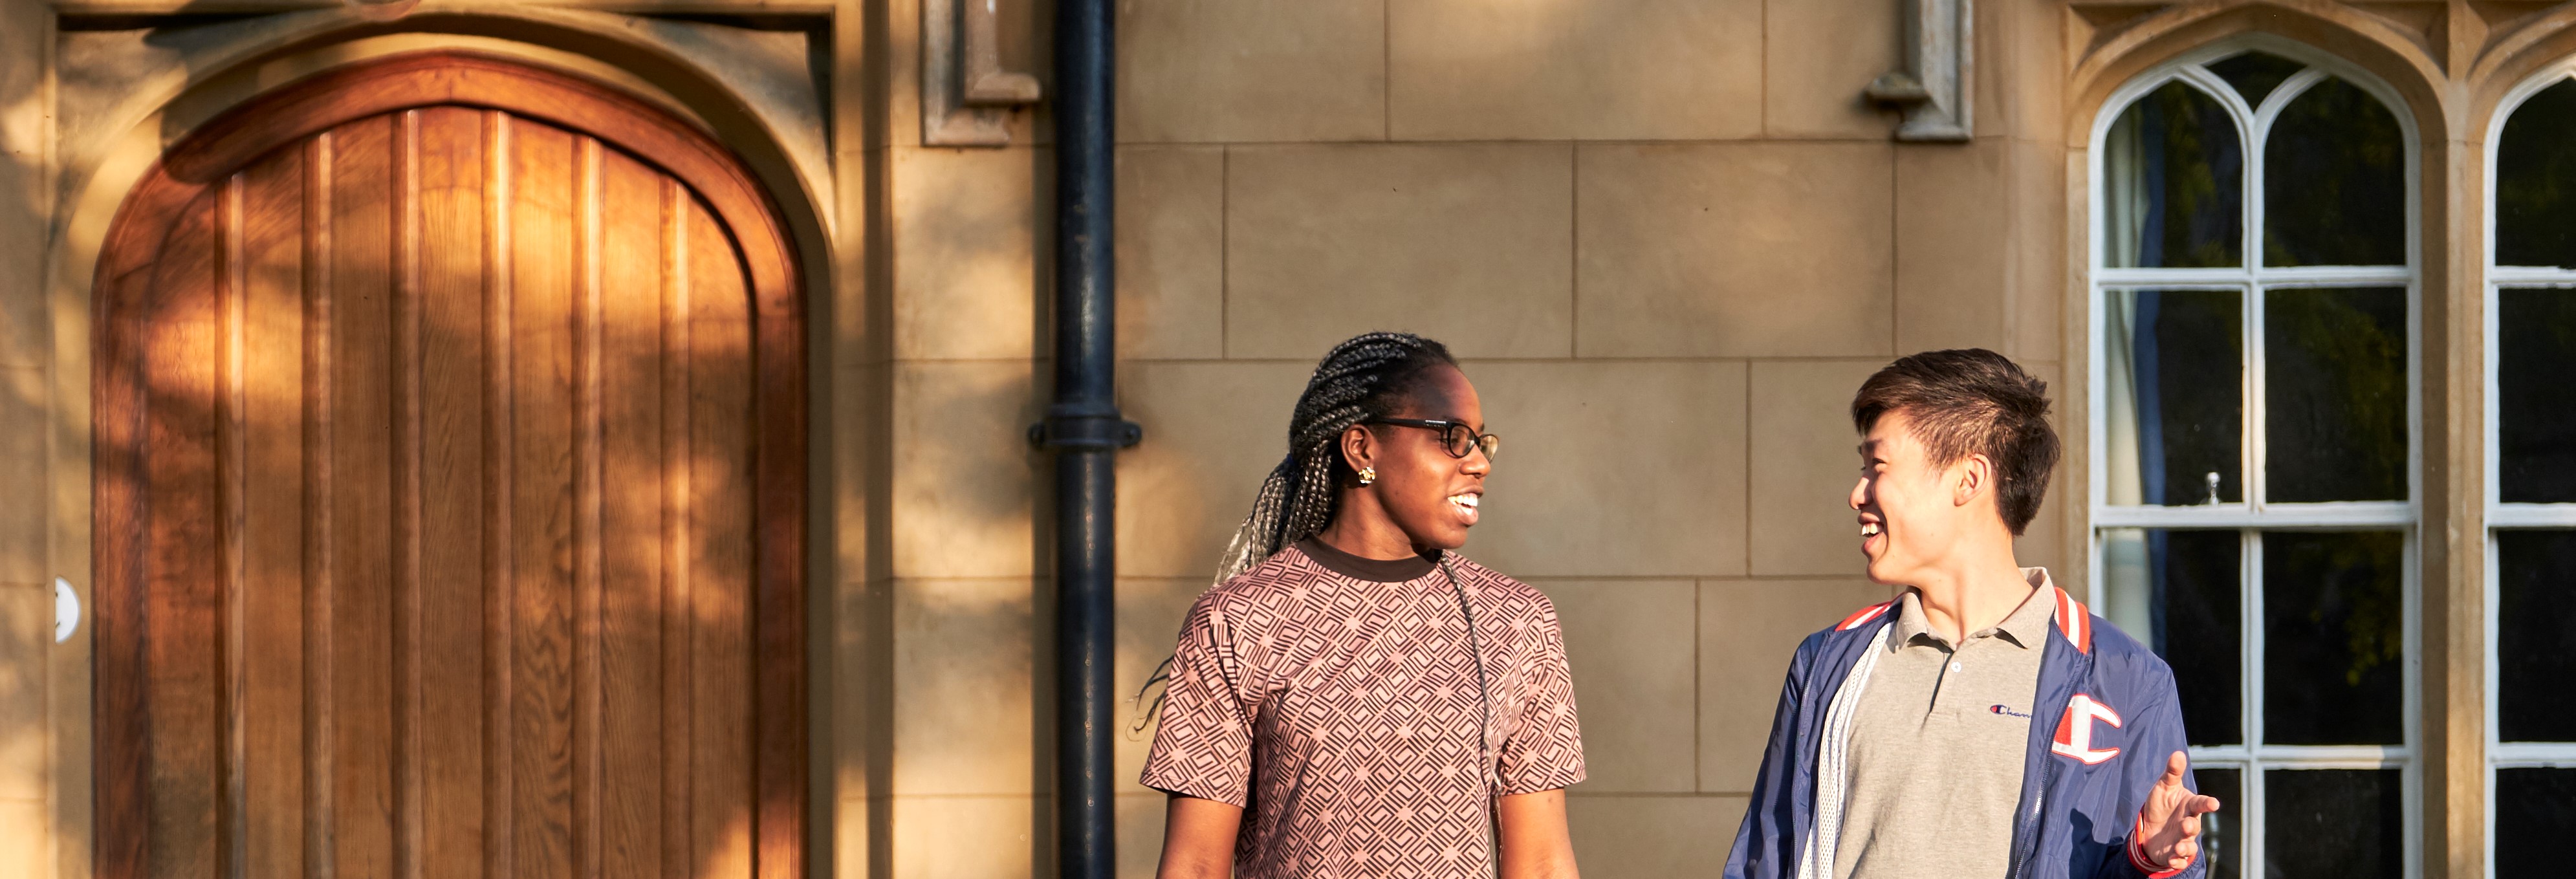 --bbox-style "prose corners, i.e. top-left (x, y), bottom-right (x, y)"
top-left (1033, 0), bottom-right (1137, 874)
